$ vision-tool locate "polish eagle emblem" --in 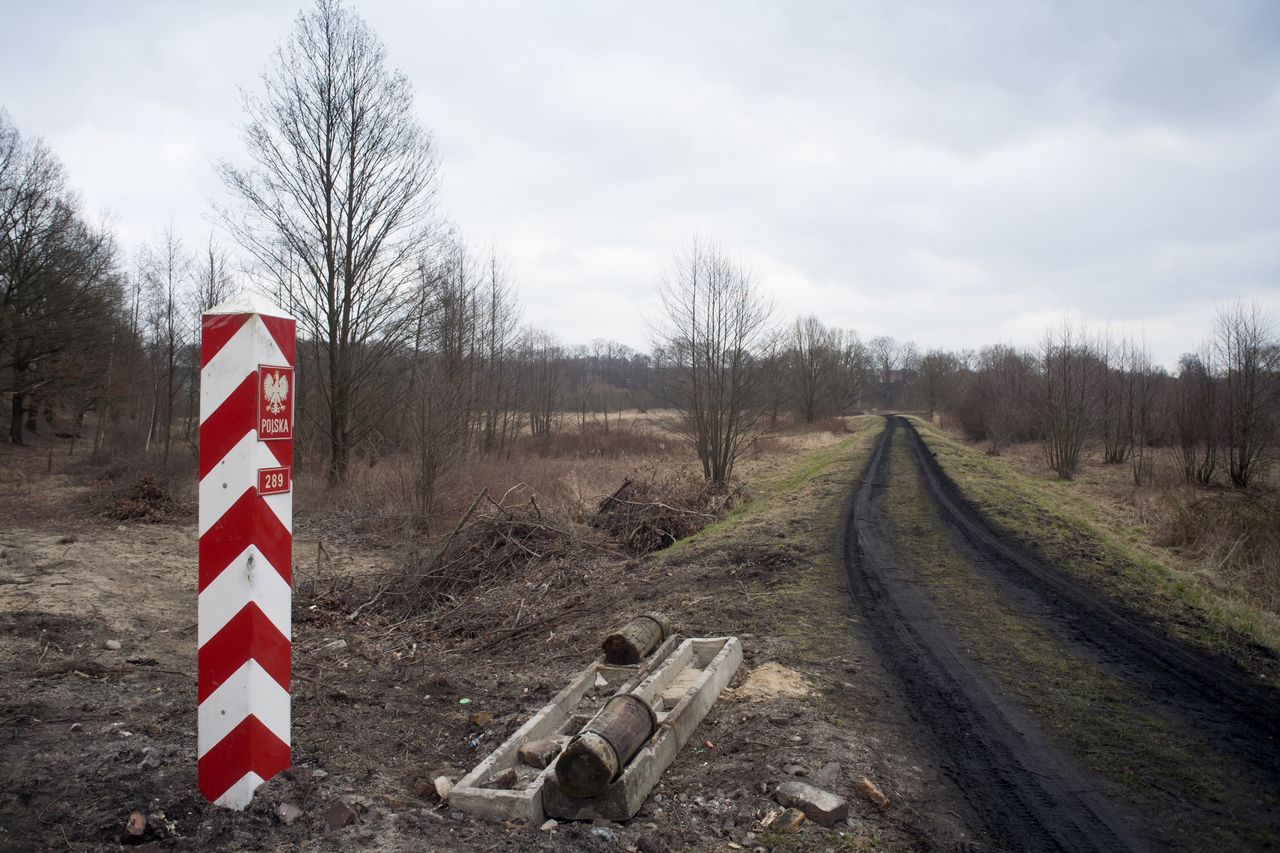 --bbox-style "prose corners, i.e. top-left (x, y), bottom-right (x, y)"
top-left (263, 370), bottom-right (290, 415)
